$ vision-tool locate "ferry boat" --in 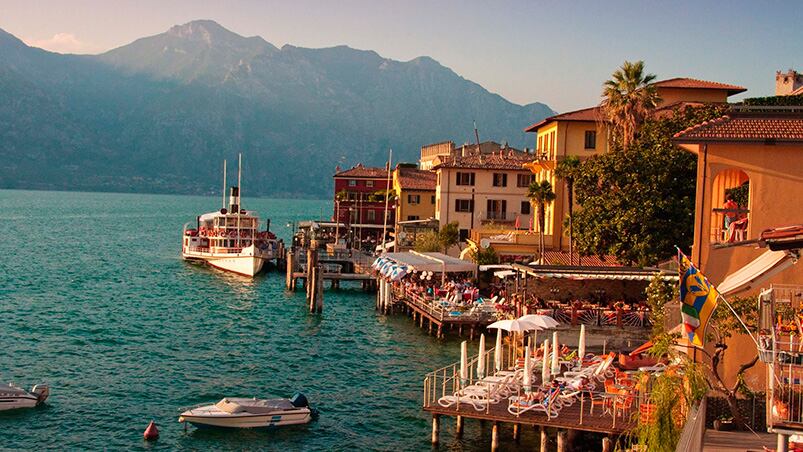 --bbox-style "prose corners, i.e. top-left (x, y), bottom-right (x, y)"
top-left (182, 157), bottom-right (281, 277)
top-left (178, 393), bottom-right (316, 429)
